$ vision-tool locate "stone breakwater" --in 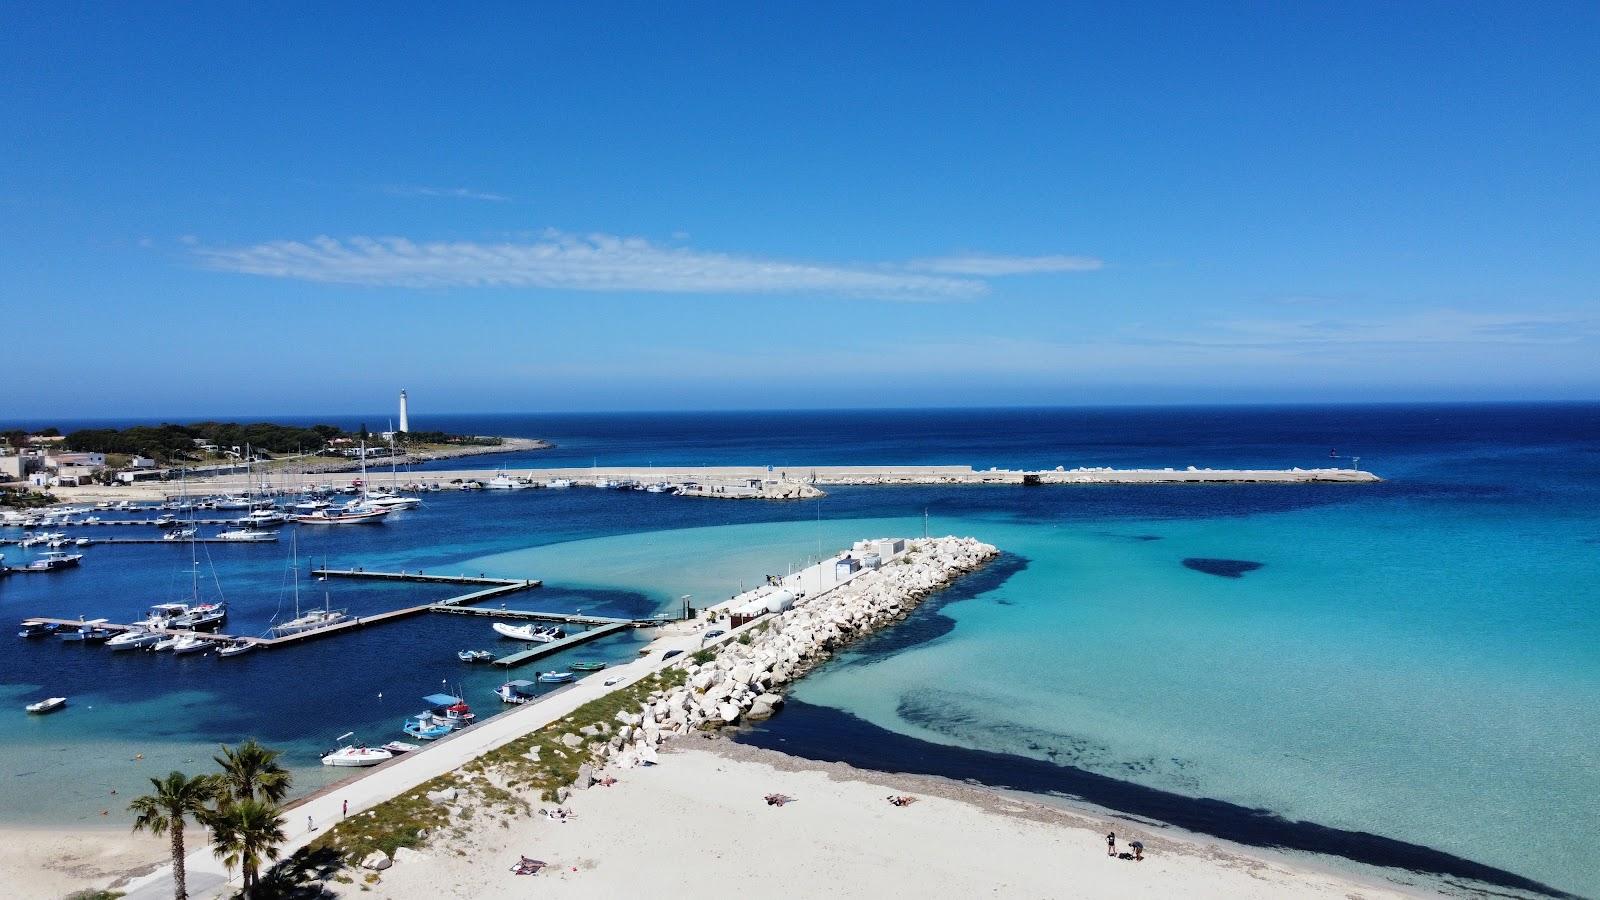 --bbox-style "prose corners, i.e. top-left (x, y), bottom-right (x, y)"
top-left (594, 537), bottom-right (997, 773)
